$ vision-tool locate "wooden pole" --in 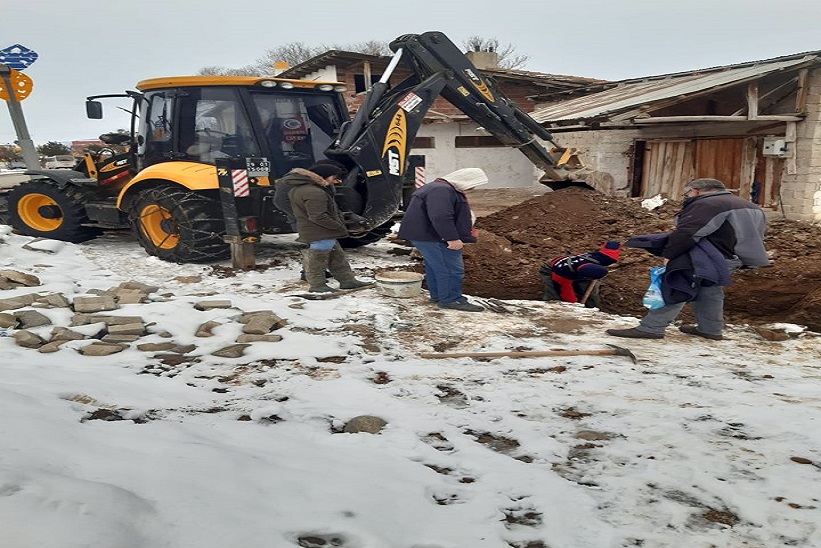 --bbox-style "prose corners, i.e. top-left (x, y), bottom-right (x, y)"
top-left (579, 279), bottom-right (601, 305)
